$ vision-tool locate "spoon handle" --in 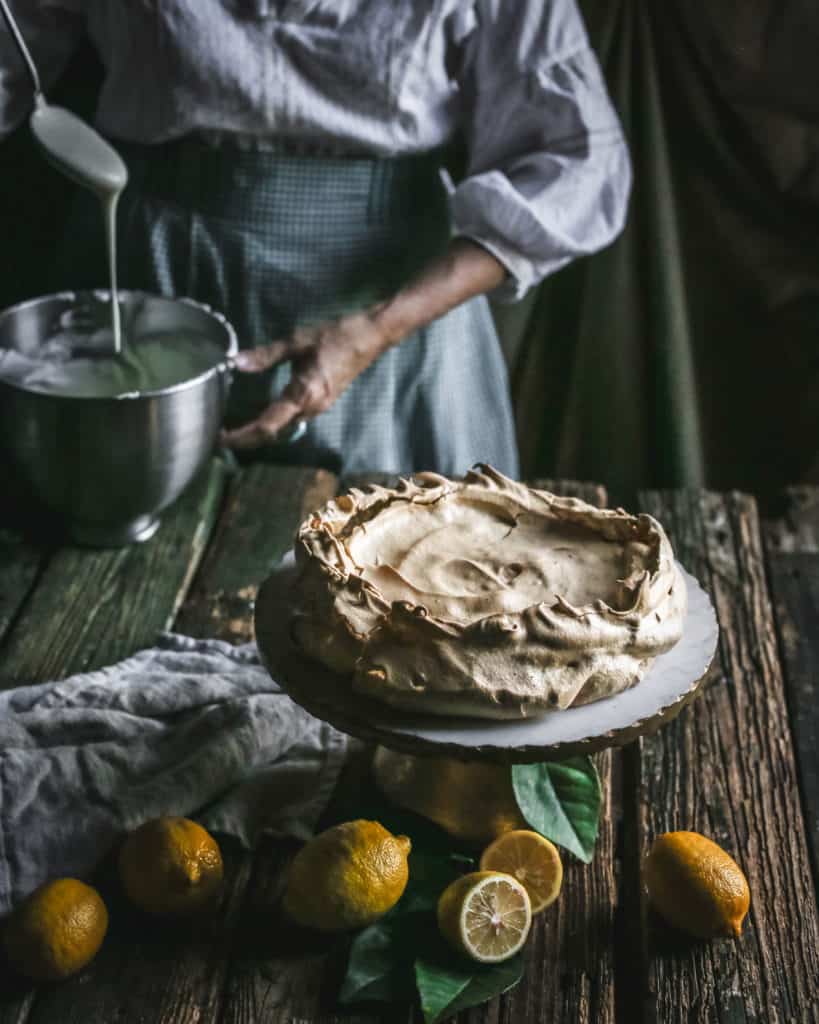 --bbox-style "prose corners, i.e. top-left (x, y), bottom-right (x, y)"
top-left (0, 0), bottom-right (43, 97)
